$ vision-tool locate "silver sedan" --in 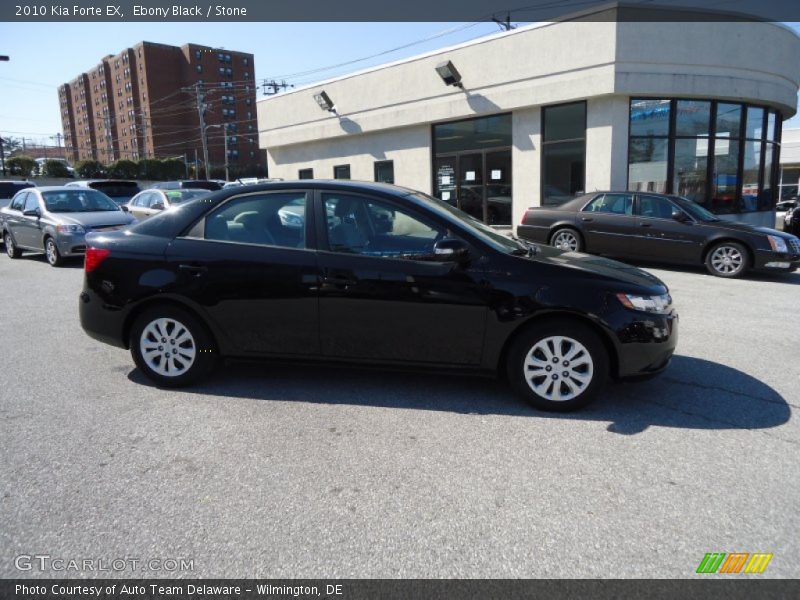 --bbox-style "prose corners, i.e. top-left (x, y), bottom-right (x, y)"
top-left (0, 186), bottom-right (135, 266)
